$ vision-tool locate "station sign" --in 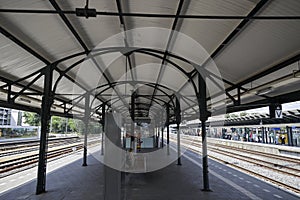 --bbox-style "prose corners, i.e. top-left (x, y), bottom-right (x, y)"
top-left (275, 107), bottom-right (283, 118)
top-left (269, 104), bottom-right (282, 119)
